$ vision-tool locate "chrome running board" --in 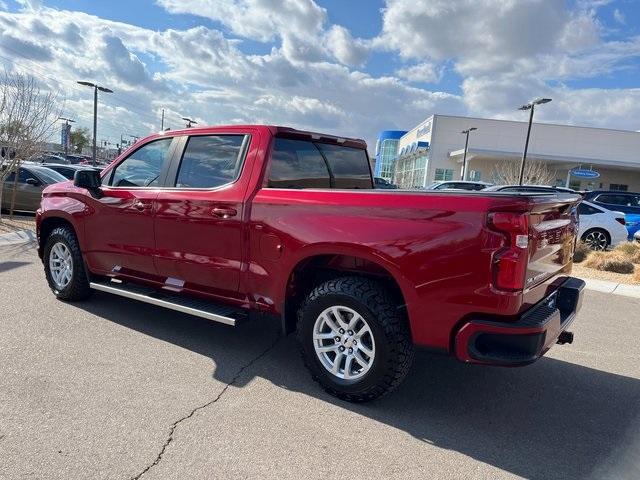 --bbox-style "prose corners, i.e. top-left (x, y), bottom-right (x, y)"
top-left (90, 280), bottom-right (243, 326)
